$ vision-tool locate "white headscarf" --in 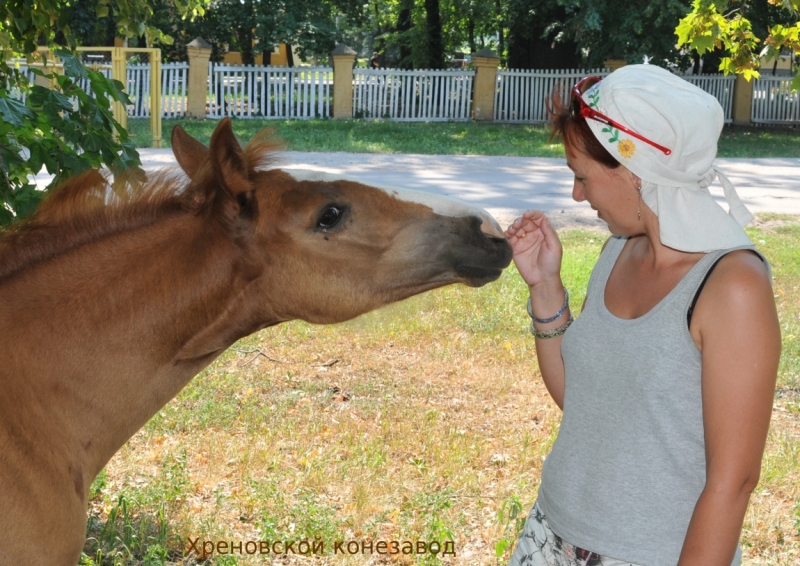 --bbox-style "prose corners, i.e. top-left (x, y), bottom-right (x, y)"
top-left (580, 64), bottom-right (753, 253)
